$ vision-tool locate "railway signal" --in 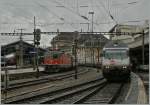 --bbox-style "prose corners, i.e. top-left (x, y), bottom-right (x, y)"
top-left (35, 29), bottom-right (41, 42)
top-left (34, 28), bottom-right (41, 78)
top-left (72, 40), bottom-right (78, 79)
top-left (34, 28), bottom-right (41, 46)
top-left (72, 32), bottom-right (78, 79)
